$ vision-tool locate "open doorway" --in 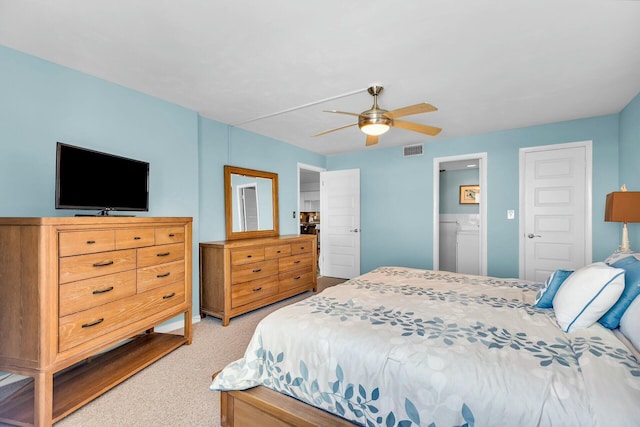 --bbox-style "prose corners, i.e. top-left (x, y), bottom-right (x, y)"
top-left (298, 163), bottom-right (325, 275)
top-left (433, 153), bottom-right (487, 275)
